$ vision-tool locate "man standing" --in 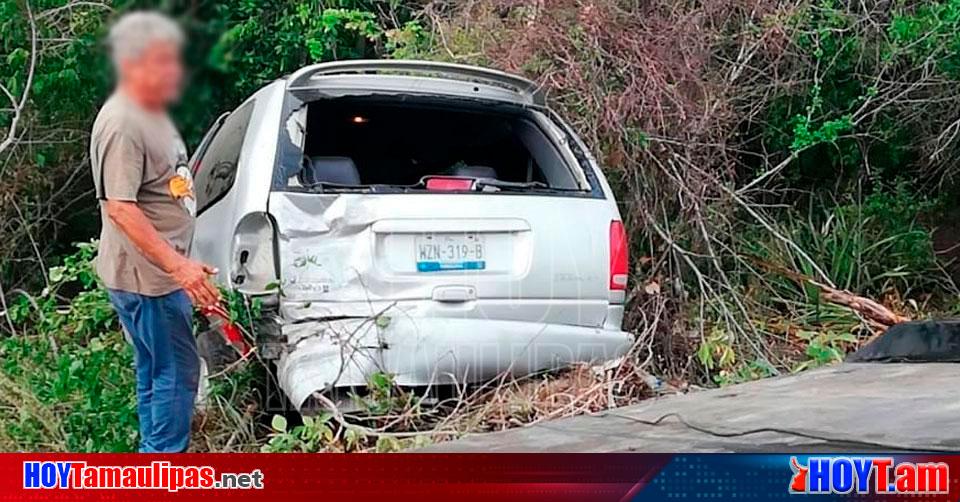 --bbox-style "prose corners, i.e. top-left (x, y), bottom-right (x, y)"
top-left (91, 11), bottom-right (219, 453)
